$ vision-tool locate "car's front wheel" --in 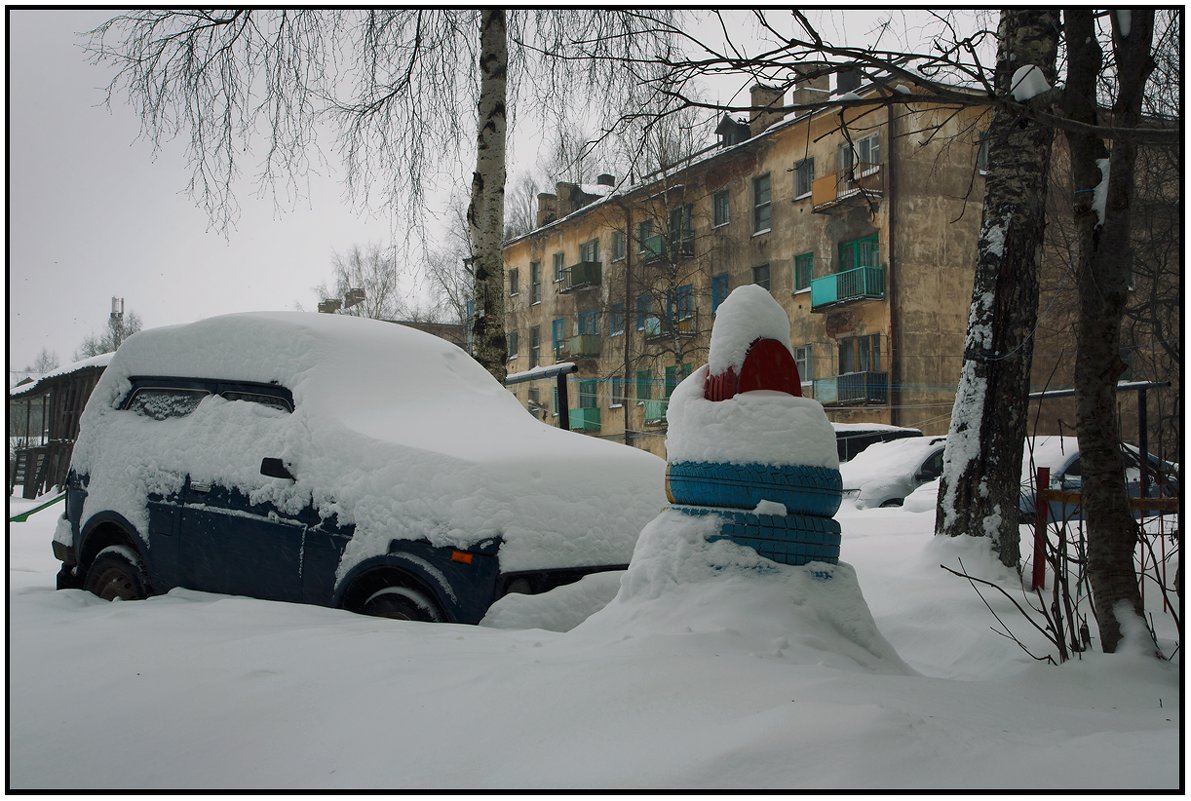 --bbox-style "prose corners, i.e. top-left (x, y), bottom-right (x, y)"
top-left (361, 586), bottom-right (442, 622)
top-left (83, 546), bottom-right (150, 601)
